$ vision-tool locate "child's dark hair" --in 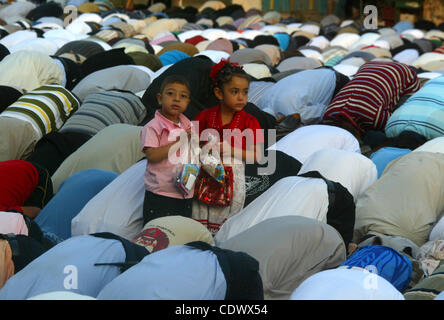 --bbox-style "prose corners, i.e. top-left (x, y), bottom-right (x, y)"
top-left (209, 59), bottom-right (250, 90)
top-left (159, 75), bottom-right (191, 94)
